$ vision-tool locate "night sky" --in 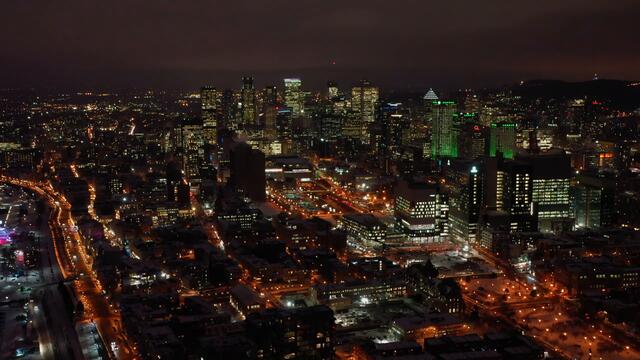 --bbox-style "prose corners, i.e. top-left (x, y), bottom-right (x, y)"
top-left (1, 1), bottom-right (639, 91)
